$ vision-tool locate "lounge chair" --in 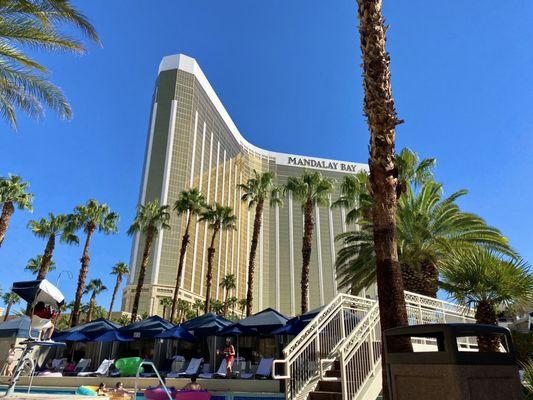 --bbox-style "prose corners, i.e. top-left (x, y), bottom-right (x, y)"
top-left (167, 357), bottom-right (203, 378)
top-left (198, 359), bottom-right (227, 379)
top-left (241, 358), bottom-right (273, 379)
top-left (78, 359), bottom-right (114, 377)
top-left (63, 358), bottom-right (91, 376)
top-left (36, 358), bottom-right (68, 376)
